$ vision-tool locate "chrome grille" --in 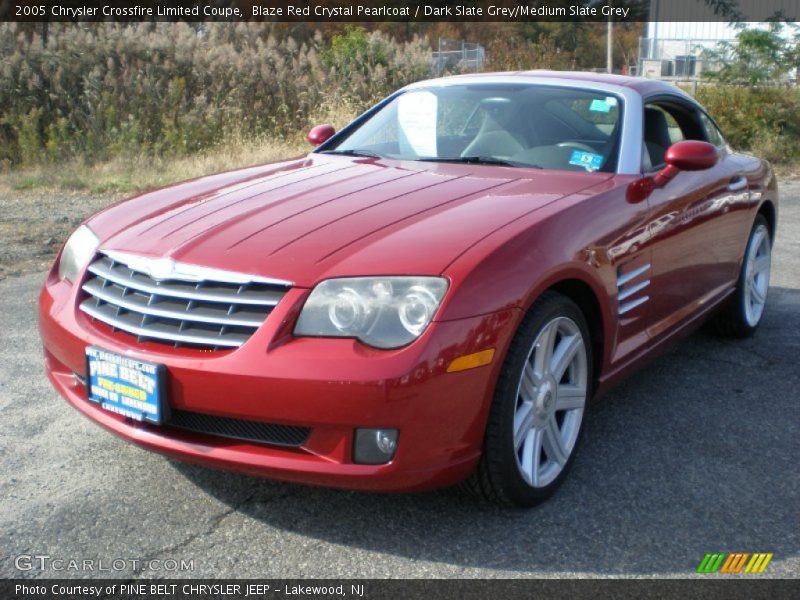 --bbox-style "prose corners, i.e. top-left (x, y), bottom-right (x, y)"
top-left (80, 253), bottom-right (291, 350)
